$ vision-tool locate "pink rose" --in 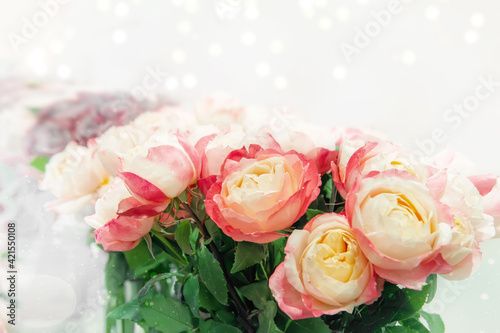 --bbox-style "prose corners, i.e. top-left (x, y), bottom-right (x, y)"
top-left (431, 148), bottom-right (499, 238)
top-left (435, 172), bottom-right (494, 279)
top-left (269, 213), bottom-right (380, 319)
top-left (346, 170), bottom-right (453, 289)
top-left (85, 179), bottom-right (155, 251)
top-left (195, 92), bottom-right (244, 126)
top-left (469, 174), bottom-right (500, 237)
top-left (118, 130), bottom-right (201, 203)
top-left (333, 140), bottom-right (426, 198)
top-left (259, 121), bottom-right (338, 175)
top-left (205, 146), bottom-right (321, 243)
